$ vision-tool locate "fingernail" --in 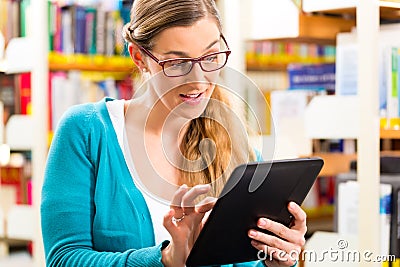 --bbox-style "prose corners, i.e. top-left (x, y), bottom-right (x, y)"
top-left (249, 230), bottom-right (257, 237)
top-left (201, 184), bottom-right (211, 189)
top-left (258, 218), bottom-right (268, 227)
top-left (289, 202), bottom-right (296, 209)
